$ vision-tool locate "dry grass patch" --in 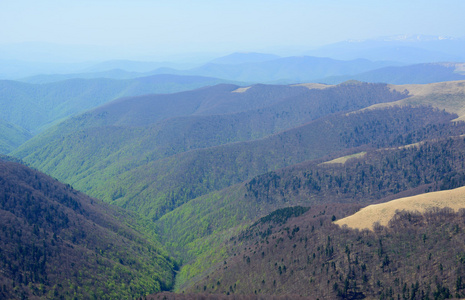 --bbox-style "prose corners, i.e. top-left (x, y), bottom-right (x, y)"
top-left (353, 80), bottom-right (465, 119)
top-left (293, 83), bottom-right (331, 90)
top-left (389, 76), bottom-right (465, 97)
top-left (320, 152), bottom-right (366, 165)
top-left (232, 87), bottom-right (252, 93)
top-left (335, 185), bottom-right (465, 230)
